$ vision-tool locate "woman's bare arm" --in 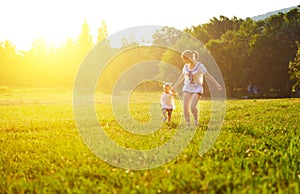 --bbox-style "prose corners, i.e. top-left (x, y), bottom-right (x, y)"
top-left (204, 72), bottom-right (222, 90)
top-left (172, 73), bottom-right (184, 89)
